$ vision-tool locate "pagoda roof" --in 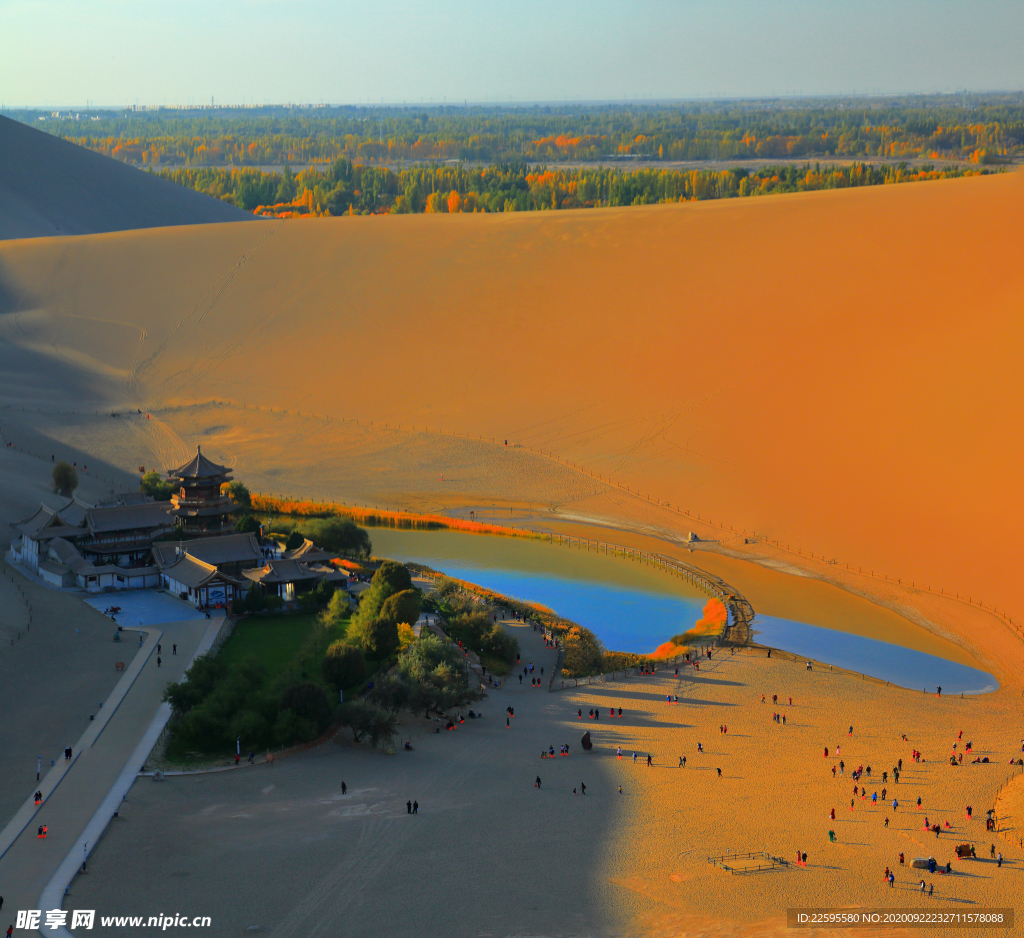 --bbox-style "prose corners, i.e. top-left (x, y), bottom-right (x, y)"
top-left (167, 446), bottom-right (232, 482)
